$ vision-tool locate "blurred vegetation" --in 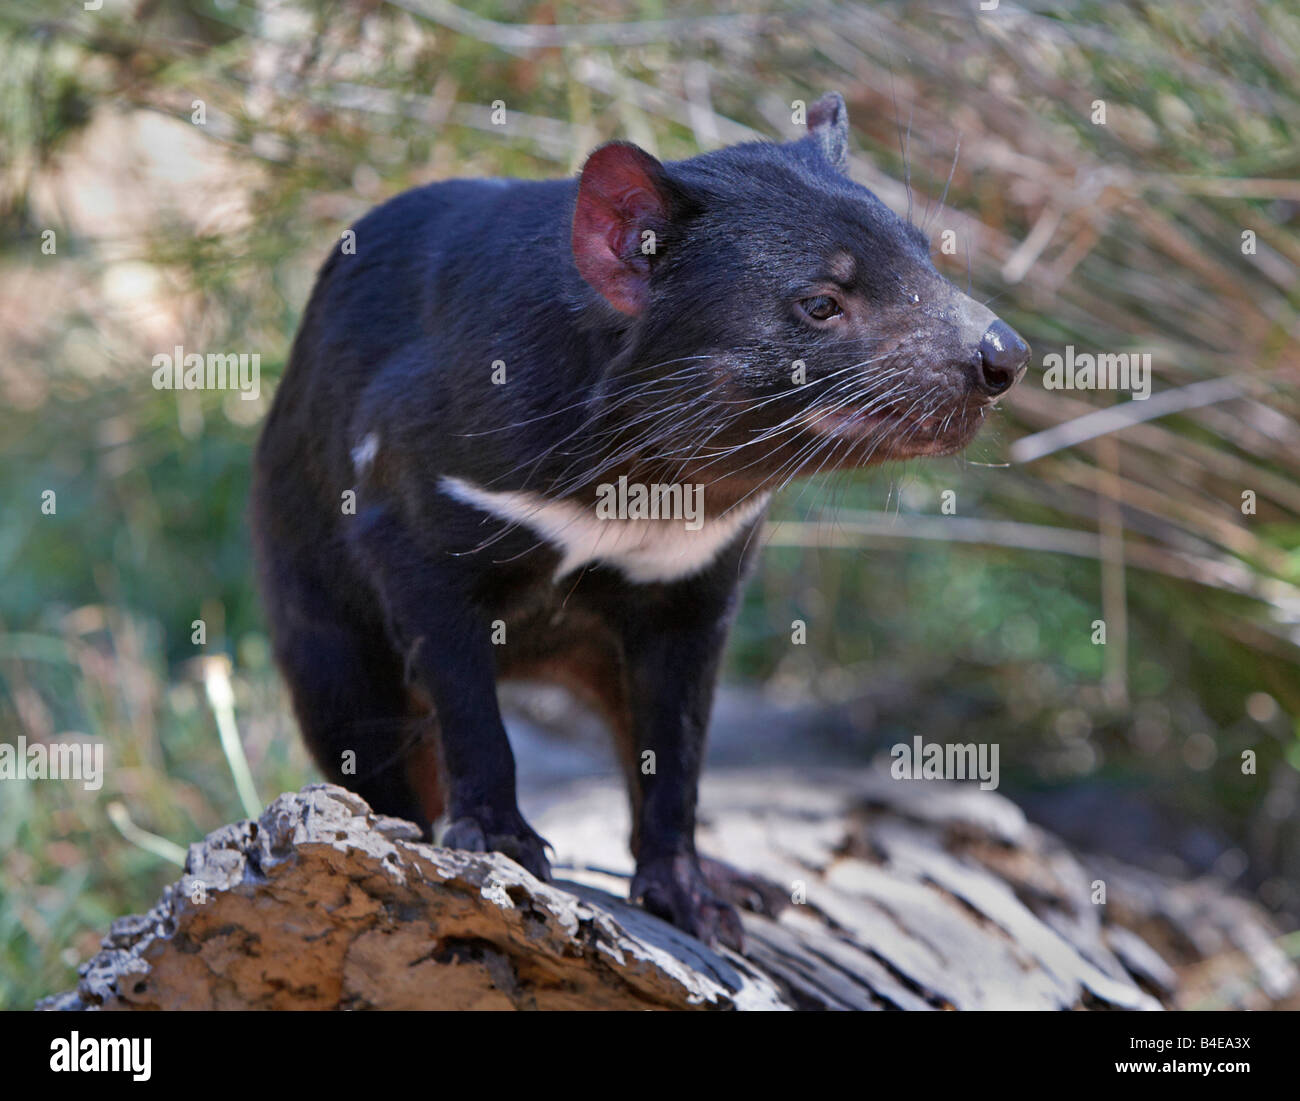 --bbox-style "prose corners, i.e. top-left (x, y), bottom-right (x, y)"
top-left (1, 0), bottom-right (1298, 1007)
